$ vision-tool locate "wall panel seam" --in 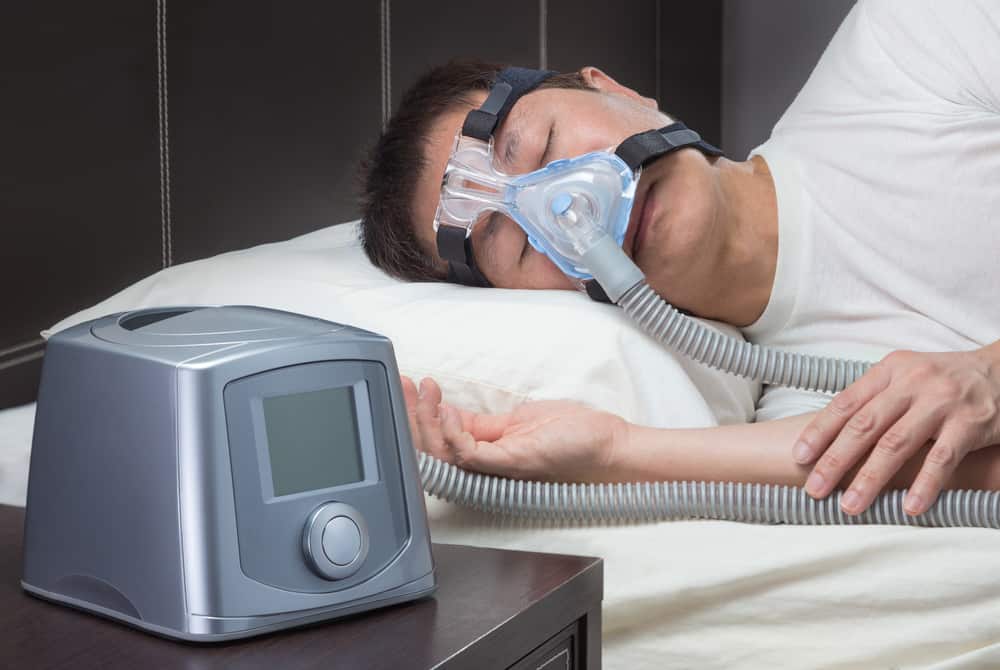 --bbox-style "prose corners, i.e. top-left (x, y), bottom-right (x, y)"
top-left (0, 337), bottom-right (46, 372)
top-left (381, 0), bottom-right (391, 129)
top-left (655, 0), bottom-right (662, 103)
top-left (538, 0), bottom-right (548, 69)
top-left (0, 350), bottom-right (45, 373)
top-left (0, 338), bottom-right (46, 361)
top-left (156, 0), bottom-right (174, 268)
